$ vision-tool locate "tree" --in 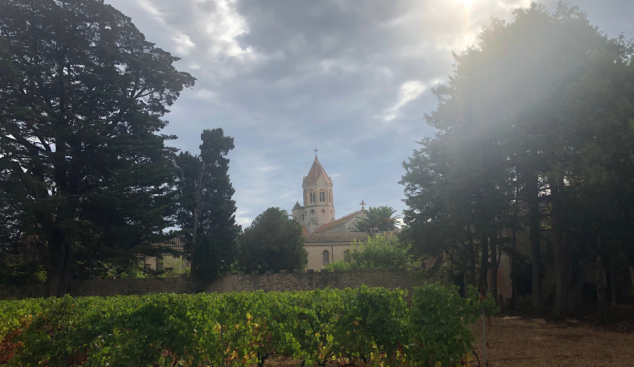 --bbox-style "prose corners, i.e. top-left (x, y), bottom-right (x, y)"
top-left (402, 3), bottom-right (634, 315)
top-left (355, 206), bottom-right (401, 232)
top-left (174, 128), bottom-right (238, 289)
top-left (236, 208), bottom-right (307, 273)
top-left (325, 233), bottom-right (411, 271)
top-left (0, 0), bottom-right (195, 296)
